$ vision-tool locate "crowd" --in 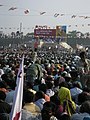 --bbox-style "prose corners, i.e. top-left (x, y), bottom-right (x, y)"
top-left (0, 45), bottom-right (90, 120)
